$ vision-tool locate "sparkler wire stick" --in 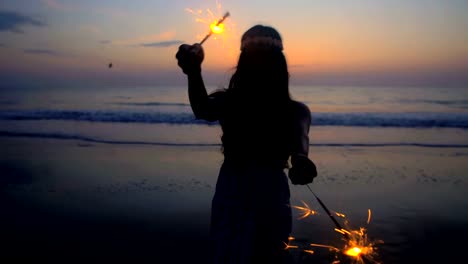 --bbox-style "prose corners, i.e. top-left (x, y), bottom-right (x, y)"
top-left (306, 185), bottom-right (373, 264)
top-left (199, 12), bottom-right (230, 45)
top-left (306, 185), bottom-right (350, 240)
